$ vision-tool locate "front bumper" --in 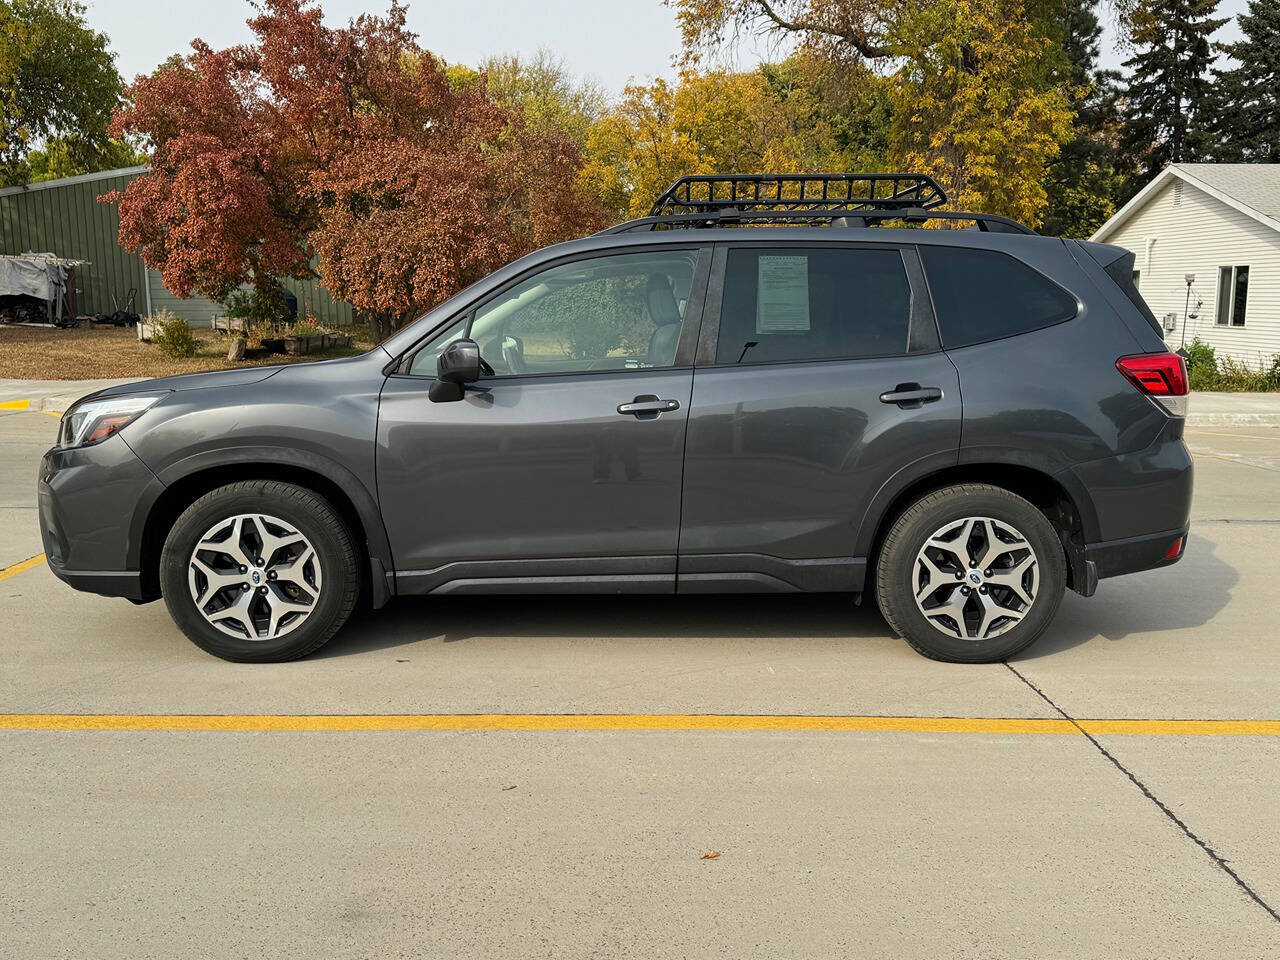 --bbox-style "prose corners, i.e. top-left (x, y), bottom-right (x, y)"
top-left (38, 432), bottom-right (165, 600)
